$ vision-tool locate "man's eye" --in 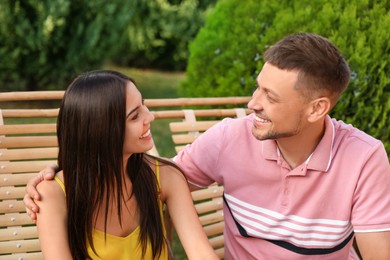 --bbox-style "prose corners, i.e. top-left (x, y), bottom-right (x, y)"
top-left (267, 95), bottom-right (276, 103)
